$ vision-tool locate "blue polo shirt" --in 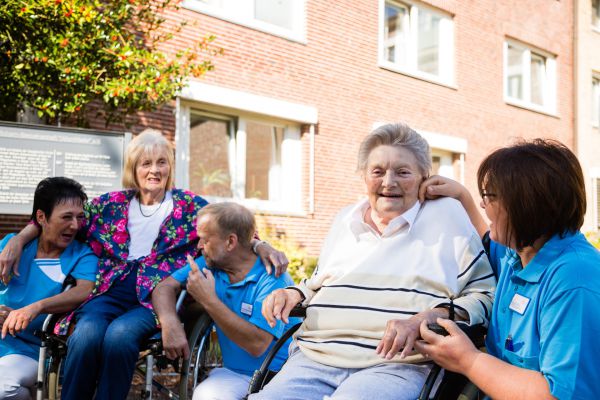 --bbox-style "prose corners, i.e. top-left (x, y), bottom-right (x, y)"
top-left (485, 231), bottom-right (600, 399)
top-left (0, 234), bottom-right (98, 360)
top-left (171, 257), bottom-right (300, 376)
